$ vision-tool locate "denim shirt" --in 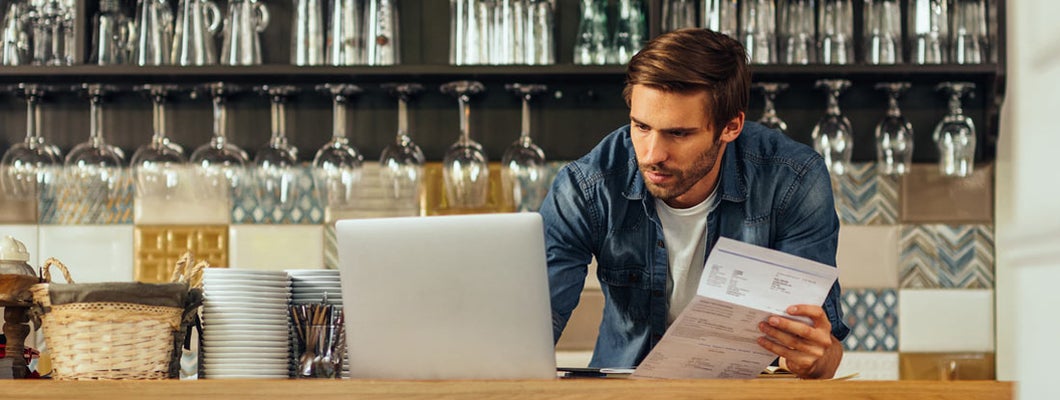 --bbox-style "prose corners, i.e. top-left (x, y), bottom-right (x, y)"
top-left (539, 122), bottom-right (850, 368)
